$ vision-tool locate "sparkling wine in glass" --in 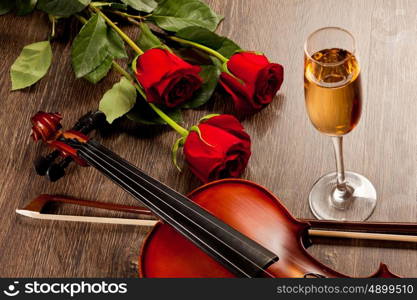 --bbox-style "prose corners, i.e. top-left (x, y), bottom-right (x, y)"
top-left (304, 27), bottom-right (376, 221)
